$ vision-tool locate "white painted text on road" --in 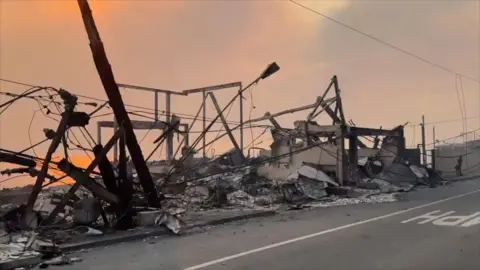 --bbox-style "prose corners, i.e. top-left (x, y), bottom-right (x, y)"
top-left (401, 210), bottom-right (480, 227)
